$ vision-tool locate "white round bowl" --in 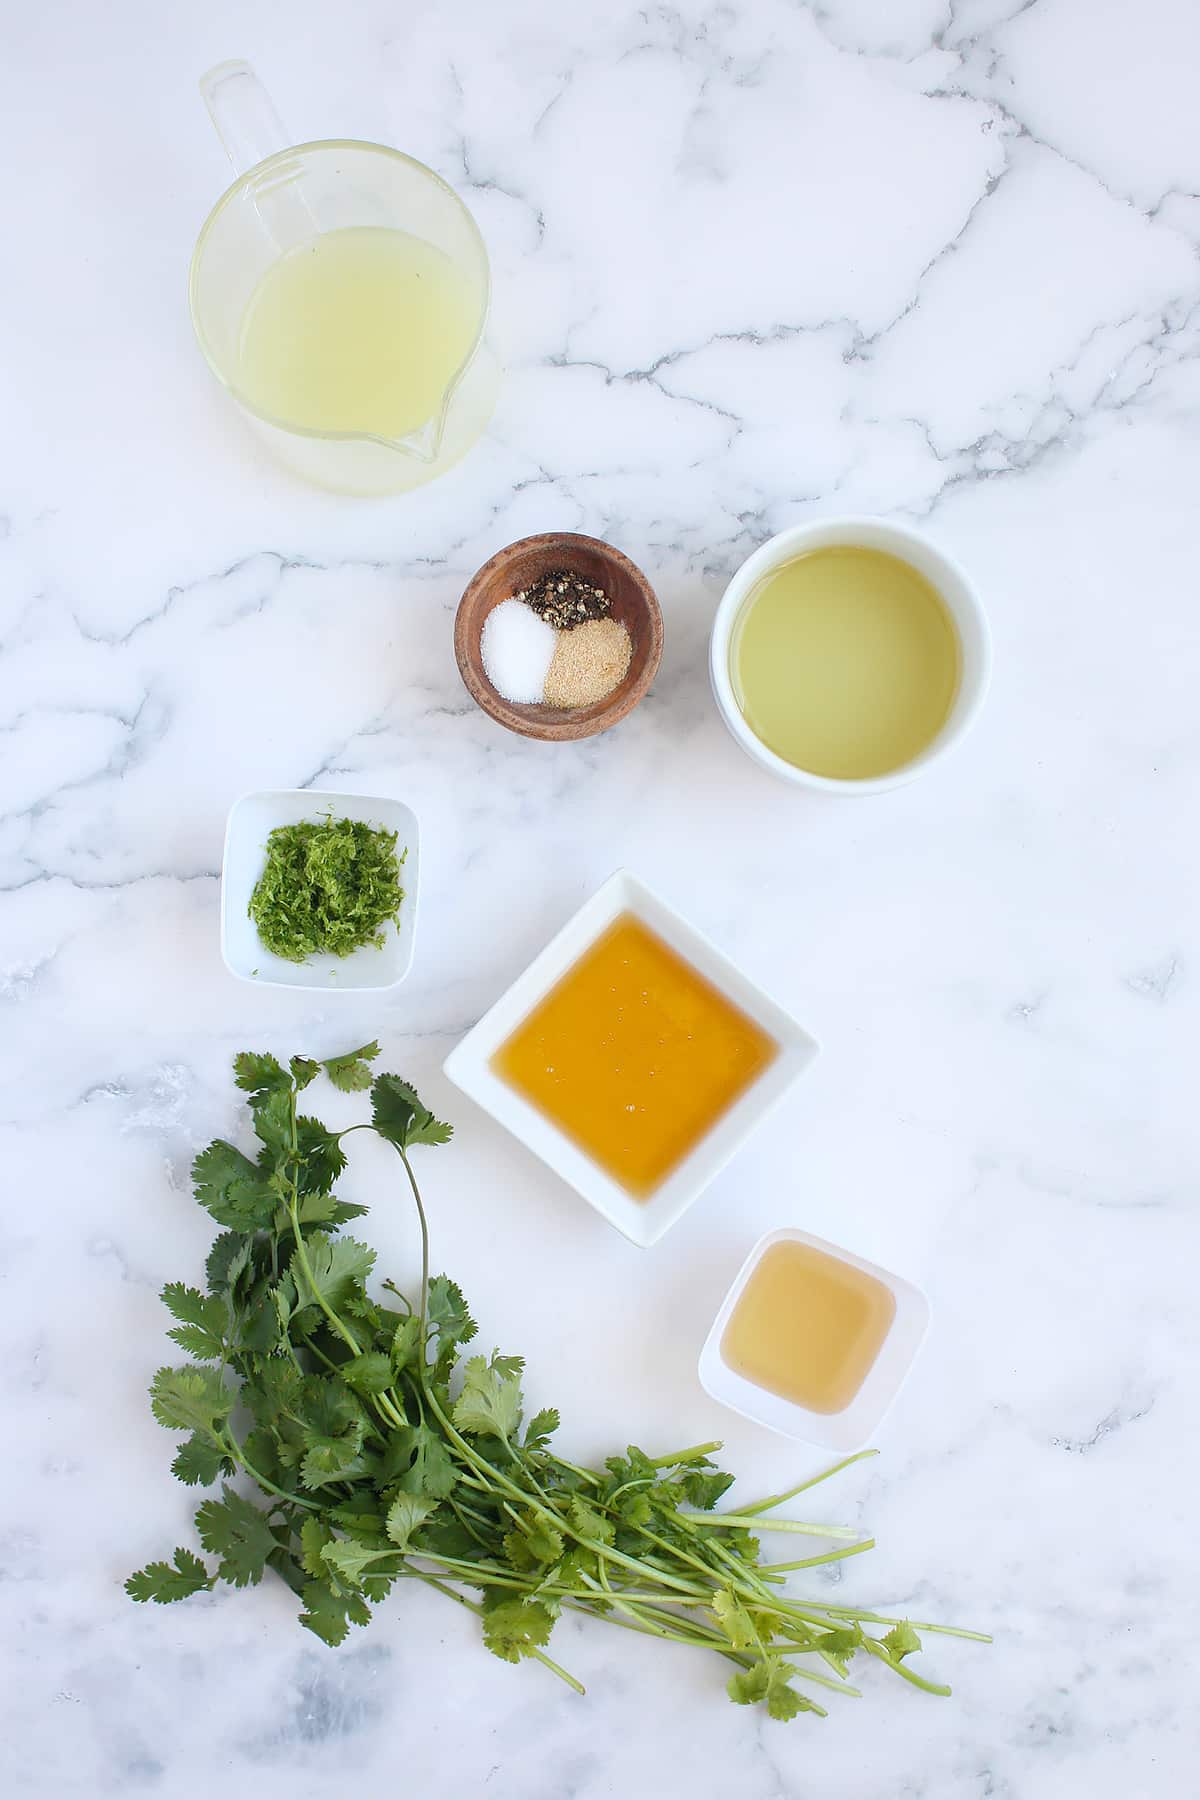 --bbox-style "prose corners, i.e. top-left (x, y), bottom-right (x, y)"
top-left (709, 517), bottom-right (992, 793)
